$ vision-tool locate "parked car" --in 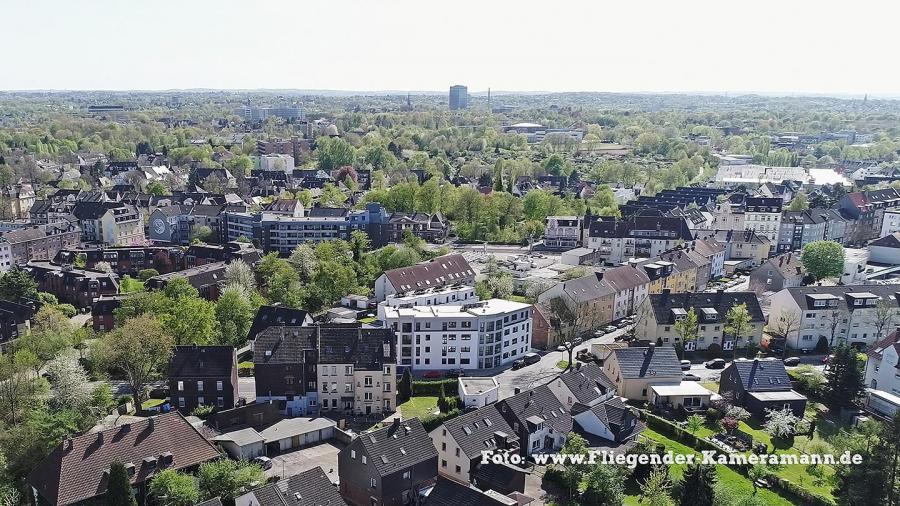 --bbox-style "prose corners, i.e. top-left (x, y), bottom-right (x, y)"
top-left (253, 456), bottom-right (273, 470)
top-left (680, 360), bottom-right (692, 371)
top-left (556, 345), bottom-right (567, 352)
top-left (593, 329), bottom-right (607, 336)
top-left (705, 358), bottom-right (726, 369)
top-left (783, 357), bottom-right (801, 367)
top-left (445, 369), bottom-right (465, 379)
top-left (422, 370), bottom-right (442, 379)
top-left (682, 373), bottom-right (702, 381)
top-left (572, 337), bottom-right (583, 345)
top-left (523, 352), bottom-right (541, 365)
top-left (511, 359), bottom-right (525, 370)
top-left (603, 325), bottom-right (617, 333)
